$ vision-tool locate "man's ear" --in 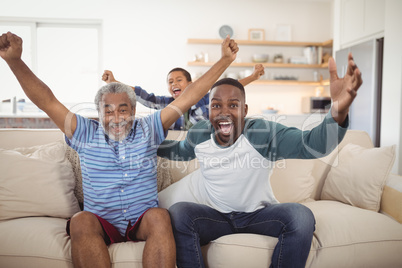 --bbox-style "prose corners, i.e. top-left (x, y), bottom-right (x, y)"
top-left (244, 104), bottom-right (248, 117)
